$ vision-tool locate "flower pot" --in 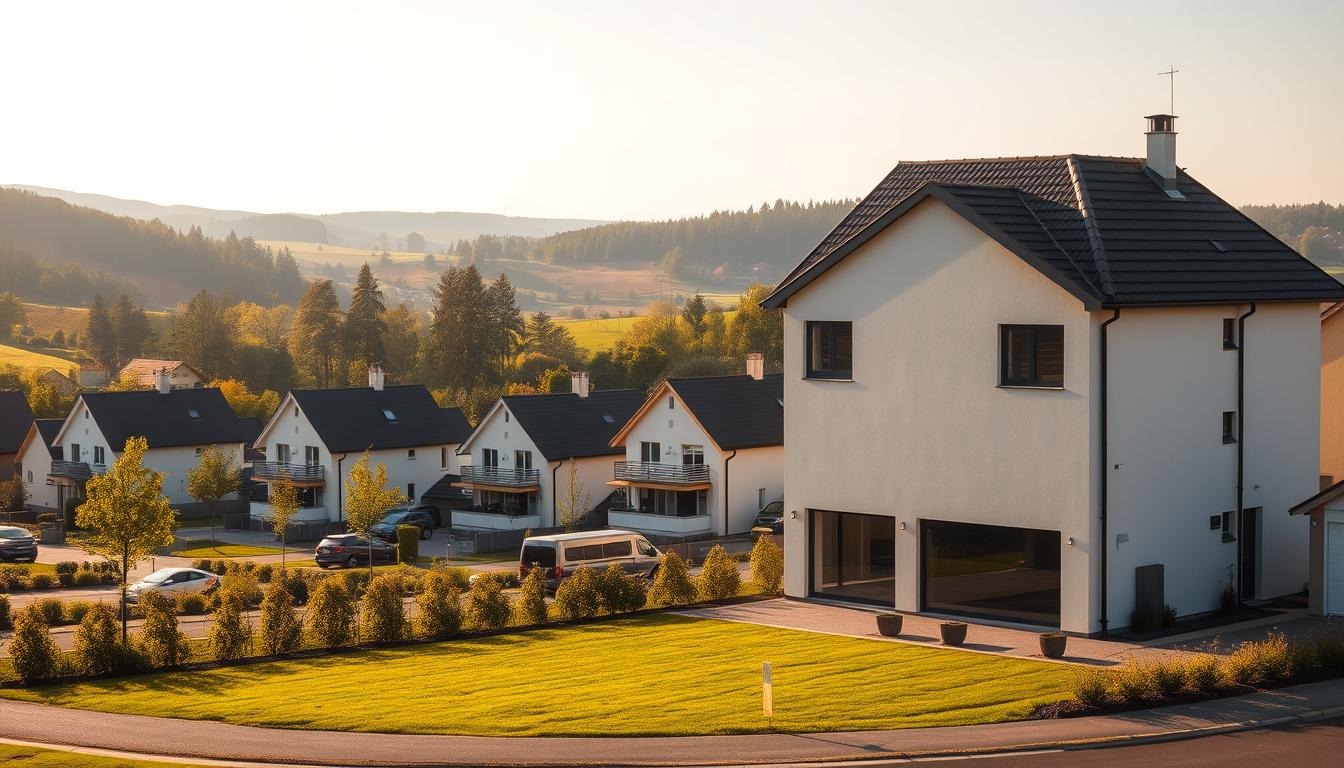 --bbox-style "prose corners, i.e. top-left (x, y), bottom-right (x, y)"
top-left (1039, 632), bottom-right (1068, 659)
top-left (875, 613), bottom-right (903, 637)
top-left (939, 621), bottom-right (967, 646)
